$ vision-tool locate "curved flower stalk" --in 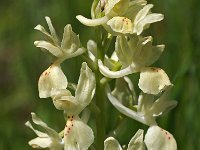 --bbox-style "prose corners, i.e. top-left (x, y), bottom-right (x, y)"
top-left (51, 62), bottom-right (96, 150)
top-left (107, 77), bottom-right (177, 126)
top-left (77, 0), bottom-right (163, 35)
top-left (34, 16), bottom-right (86, 63)
top-left (25, 113), bottom-right (63, 150)
top-left (104, 129), bottom-right (145, 150)
top-left (99, 35), bottom-right (171, 95)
